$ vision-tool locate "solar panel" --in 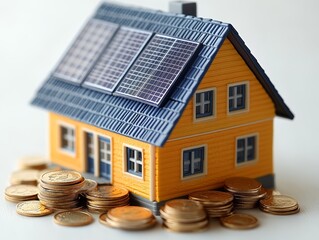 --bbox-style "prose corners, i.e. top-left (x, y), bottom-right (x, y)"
top-left (114, 35), bottom-right (200, 107)
top-left (82, 27), bottom-right (152, 93)
top-left (53, 19), bottom-right (119, 84)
